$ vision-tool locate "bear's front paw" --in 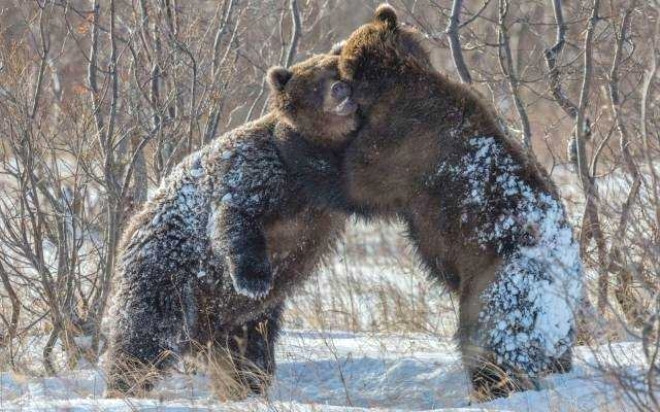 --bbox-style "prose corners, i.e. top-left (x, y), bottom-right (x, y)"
top-left (231, 260), bottom-right (273, 299)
